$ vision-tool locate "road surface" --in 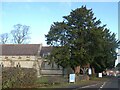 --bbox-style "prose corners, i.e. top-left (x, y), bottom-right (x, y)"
top-left (76, 76), bottom-right (120, 90)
